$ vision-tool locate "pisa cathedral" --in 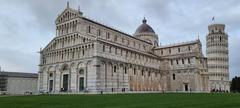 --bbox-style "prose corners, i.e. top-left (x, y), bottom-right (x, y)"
top-left (38, 3), bottom-right (229, 93)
